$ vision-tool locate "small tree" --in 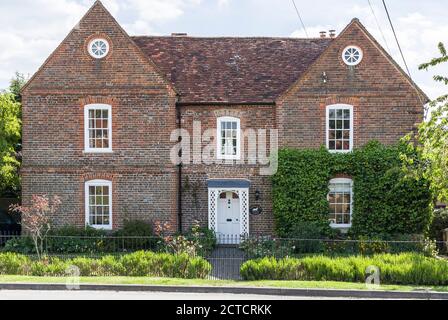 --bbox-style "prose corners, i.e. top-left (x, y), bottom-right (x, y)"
top-left (10, 195), bottom-right (61, 259)
top-left (0, 93), bottom-right (21, 195)
top-left (404, 42), bottom-right (448, 202)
